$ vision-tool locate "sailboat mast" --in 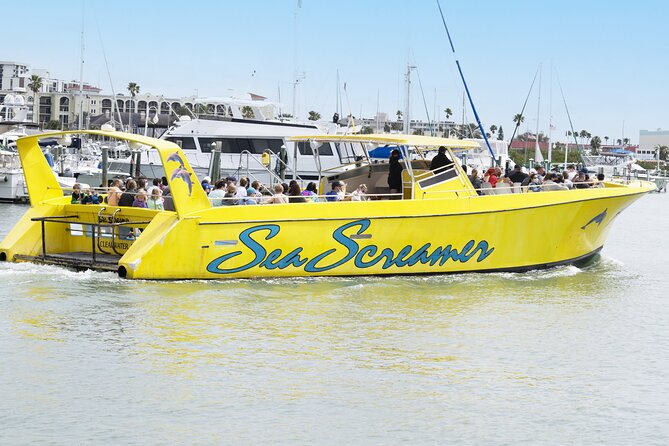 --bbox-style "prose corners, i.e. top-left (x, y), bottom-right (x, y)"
top-left (403, 64), bottom-right (413, 135)
top-left (78, 1), bottom-right (85, 130)
top-left (534, 63), bottom-right (543, 163)
top-left (548, 63), bottom-right (553, 164)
